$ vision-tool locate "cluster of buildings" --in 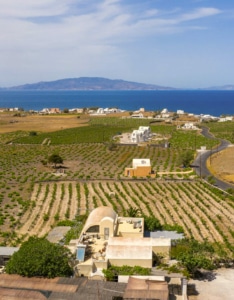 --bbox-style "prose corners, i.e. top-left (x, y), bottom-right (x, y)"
top-left (71, 206), bottom-right (172, 279)
top-left (89, 107), bottom-right (125, 115)
top-left (62, 206), bottom-right (186, 299)
top-left (0, 206), bottom-right (186, 299)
